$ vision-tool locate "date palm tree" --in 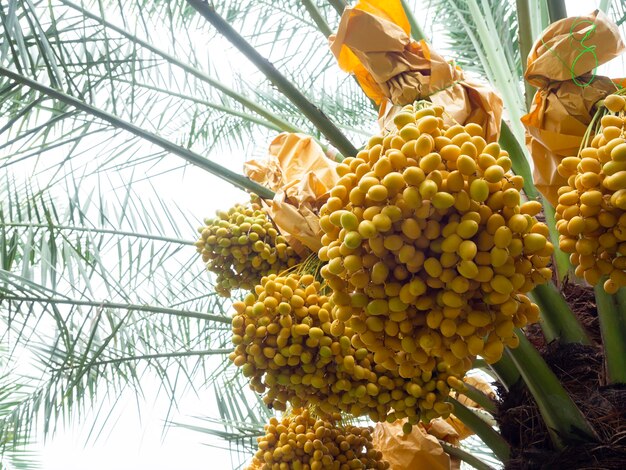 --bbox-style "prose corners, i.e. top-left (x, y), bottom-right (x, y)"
top-left (1, 1), bottom-right (626, 469)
